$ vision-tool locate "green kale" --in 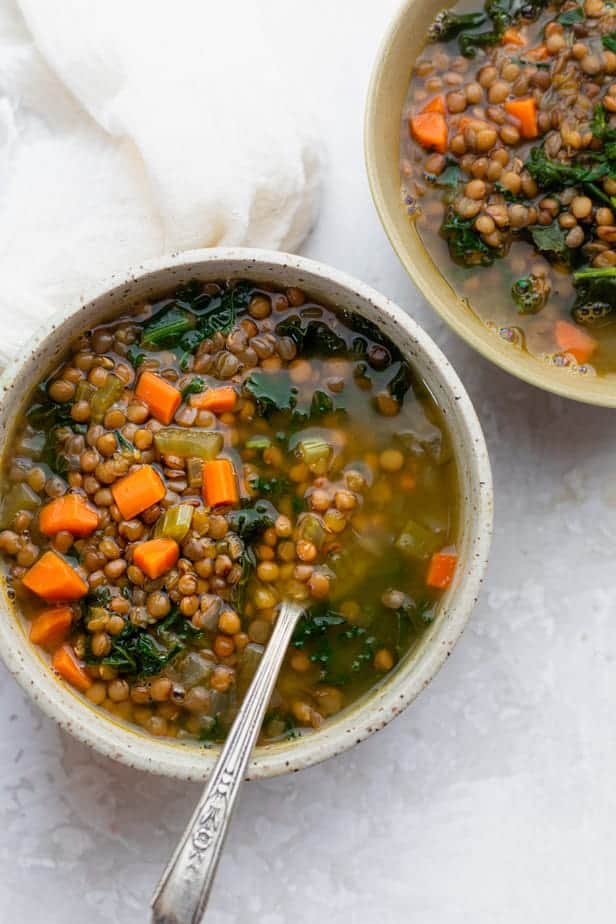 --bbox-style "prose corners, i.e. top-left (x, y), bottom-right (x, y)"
top-left (233, 547), bottom-right (256, 612)
top-left (141, 282), bottom-right (252, 361)
top-left (174, 279), bottom-right (204, 303)
top-left (602, 30), bottom-right (616, 54)
top-left (387, 361), bottom-right (413, 403)
top-left (494, 181), bottom-right (523, 202)
top-left (456, 0), bottom-right (548, 56)
top-left (459, 29), bottom-right (502, 56)
top-left (157, 608), bottom-right (205, 644)
top-left (227, 499), bottom-right (277, 542)
top-left (245, 370), bottom-right (298, 417)
top-left (302, 320), bottom-right (347, 356)
top-left (248, 474), bottom-right (292, 501)
top-left (428, 8), bottom-right (487, 40)
top-left (89, 622), bottom-right (181, 677)
top-left (525, 144), bottom-right (614, 205)
top-left (557, 5), bottom-right (584, 23)
top-left (440, 209), bottom-right (494, 266)
top-left (114, 430), bottom-right (137, 455)
top-left (177, 282), bottom-right (252, 359)
top-left (590, 104), bottom-right (614, 142)
top-left (180, 376), bottom-right (206, 400)
top-left (275, 314), bottom-right (306, 348)
top-left (292, 608), bottom-right (346, 648)
top-left (511, 274), bottom-right (550, 314)
top-left (571, 267), bottom-right (616, 326)
top-left (126, 344), bottom-right (146, 368)
top-left (429, 163), bottom-right (463, 188)
top-left (529, 223), bottom-right (570, 261)
top-left (85, 585), bottom-right (112, 608)
top-left (141, 304), bottom-right (195, 347)
top-left (26, 400), bottom-right (77, 476)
